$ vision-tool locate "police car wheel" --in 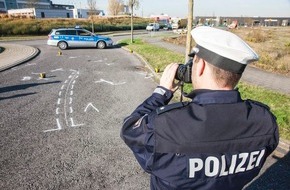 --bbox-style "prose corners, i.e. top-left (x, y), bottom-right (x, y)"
top-left (58, 41), bottom-right (68, 50)
top-left (97, 41), bottom-right (106, 49)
